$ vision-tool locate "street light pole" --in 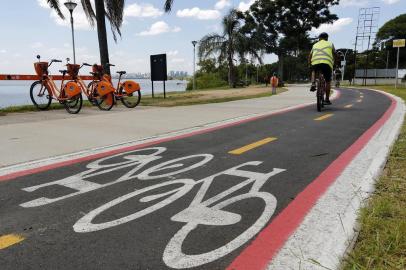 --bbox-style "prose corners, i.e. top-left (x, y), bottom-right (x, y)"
top-left (64, 1), bottom-right (77, 64)
top-left (192, 41), bottom-right (198, 90)
top-left (337, 50), bottom-right (349, 82)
